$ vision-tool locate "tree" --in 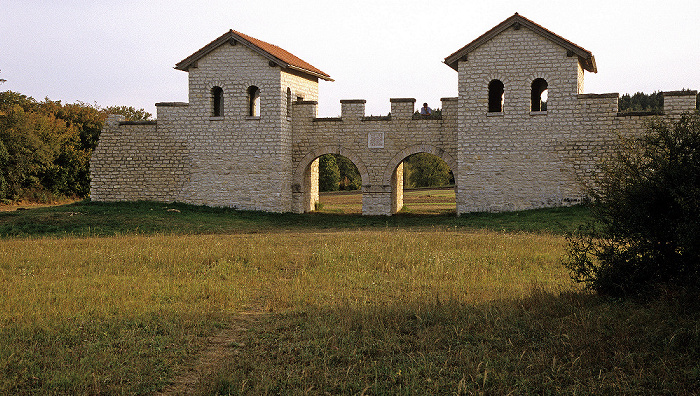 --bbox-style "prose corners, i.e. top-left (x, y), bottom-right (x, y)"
top-left (104, 105), bottom-right (152, 122)
top-left (618, 91), bottom-right (663, 113)
top-left (0, 91), bottom-right (151, 201)
top-left (318, 154), bottom-right (340, 191)
top-left (335, 154), bottom-right (361, 190)
top-left (564, 113), bottom-right (700, 298)
top-left (403, 153), bottom-right (453, 188)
